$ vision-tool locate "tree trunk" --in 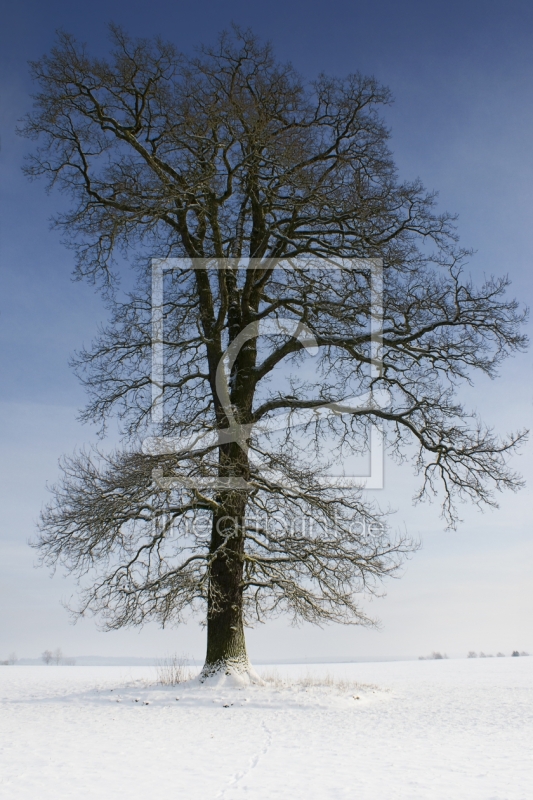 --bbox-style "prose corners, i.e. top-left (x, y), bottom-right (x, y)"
top-left (201, 324), bottom-right (256, 678)
top-left (201, 489), bottom-right (250, 678)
